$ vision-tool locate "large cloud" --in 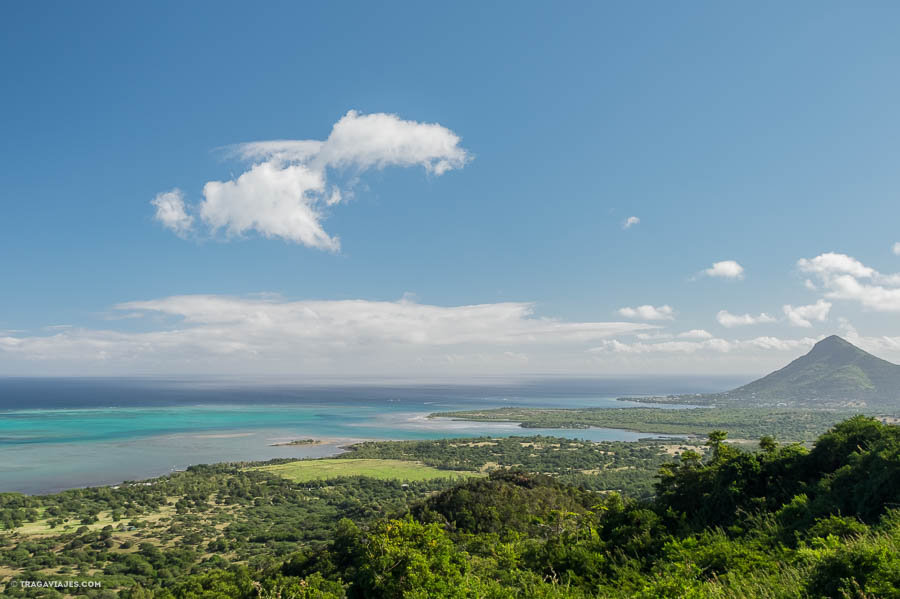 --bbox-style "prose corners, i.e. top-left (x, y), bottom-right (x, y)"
top-left (153, 110), bottom-right (470, 250)
top-left (798, 252), bottom-right (900, 312)
top-left (0, 295), bottom-right (651, 375)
